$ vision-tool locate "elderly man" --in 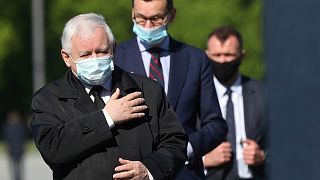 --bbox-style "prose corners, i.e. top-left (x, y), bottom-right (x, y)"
top-left (115, 1), bottom-right (228, 179)
top-left (30, 13), bottom-right (187, 180)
